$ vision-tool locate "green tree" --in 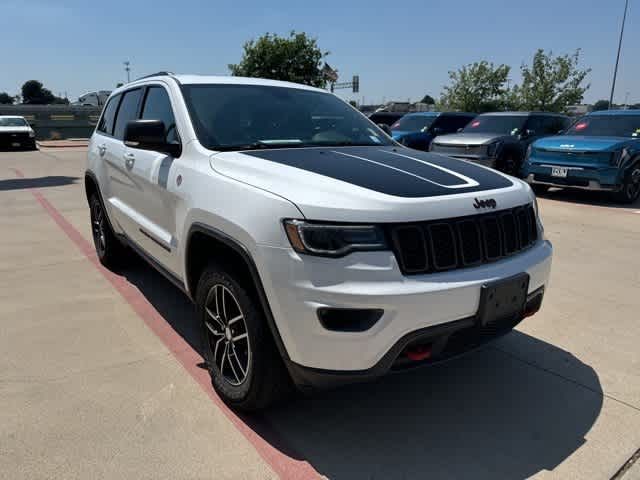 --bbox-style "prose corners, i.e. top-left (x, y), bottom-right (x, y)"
top-left (592, 99), bottom-right (610, 111)
top-left (420, 94), bottom-right (435, 105)
top-left (516, 49), bottom-right (591, 112)
top-left (0, 92), bottom-right (15, 104)
top-left (440, 61), bottom-right (511, 112)
top-left (229, 31), bottom-right (329, 87)
top-left (21, 80), bottom-right (67, 104)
